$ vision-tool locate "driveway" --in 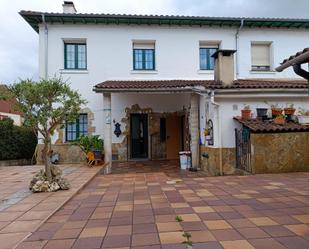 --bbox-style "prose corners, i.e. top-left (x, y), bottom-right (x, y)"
top-left (16, 170), bottom-right (309, 249)
top-left (0, 164), bottom-right (101, 249)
